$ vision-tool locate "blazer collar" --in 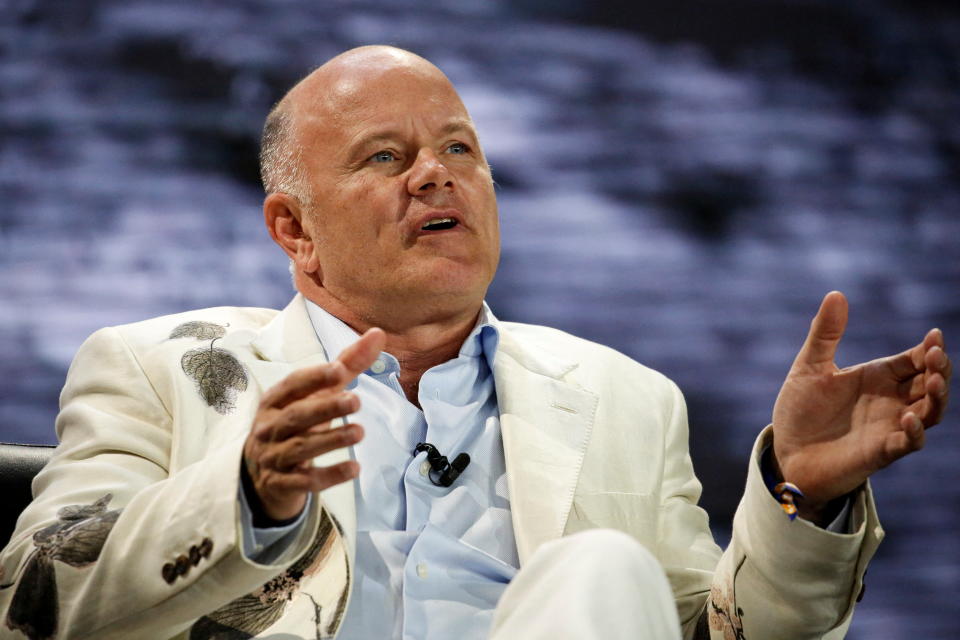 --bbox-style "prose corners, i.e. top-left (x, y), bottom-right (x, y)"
top-left (249, 293), bottom-right (328, 365)
top-left (494, 322), bottom-right (578, 381)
